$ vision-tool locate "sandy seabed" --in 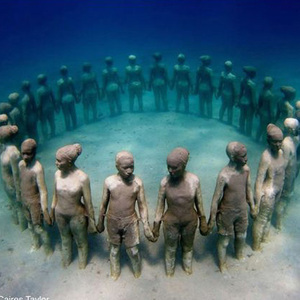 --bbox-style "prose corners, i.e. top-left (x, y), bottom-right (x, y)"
top-left (0, 92), bottom-right (299, 300)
